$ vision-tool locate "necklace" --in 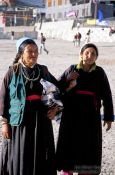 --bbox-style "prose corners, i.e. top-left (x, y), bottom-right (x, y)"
top-left (21, 65), bottom-right (40, 81)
